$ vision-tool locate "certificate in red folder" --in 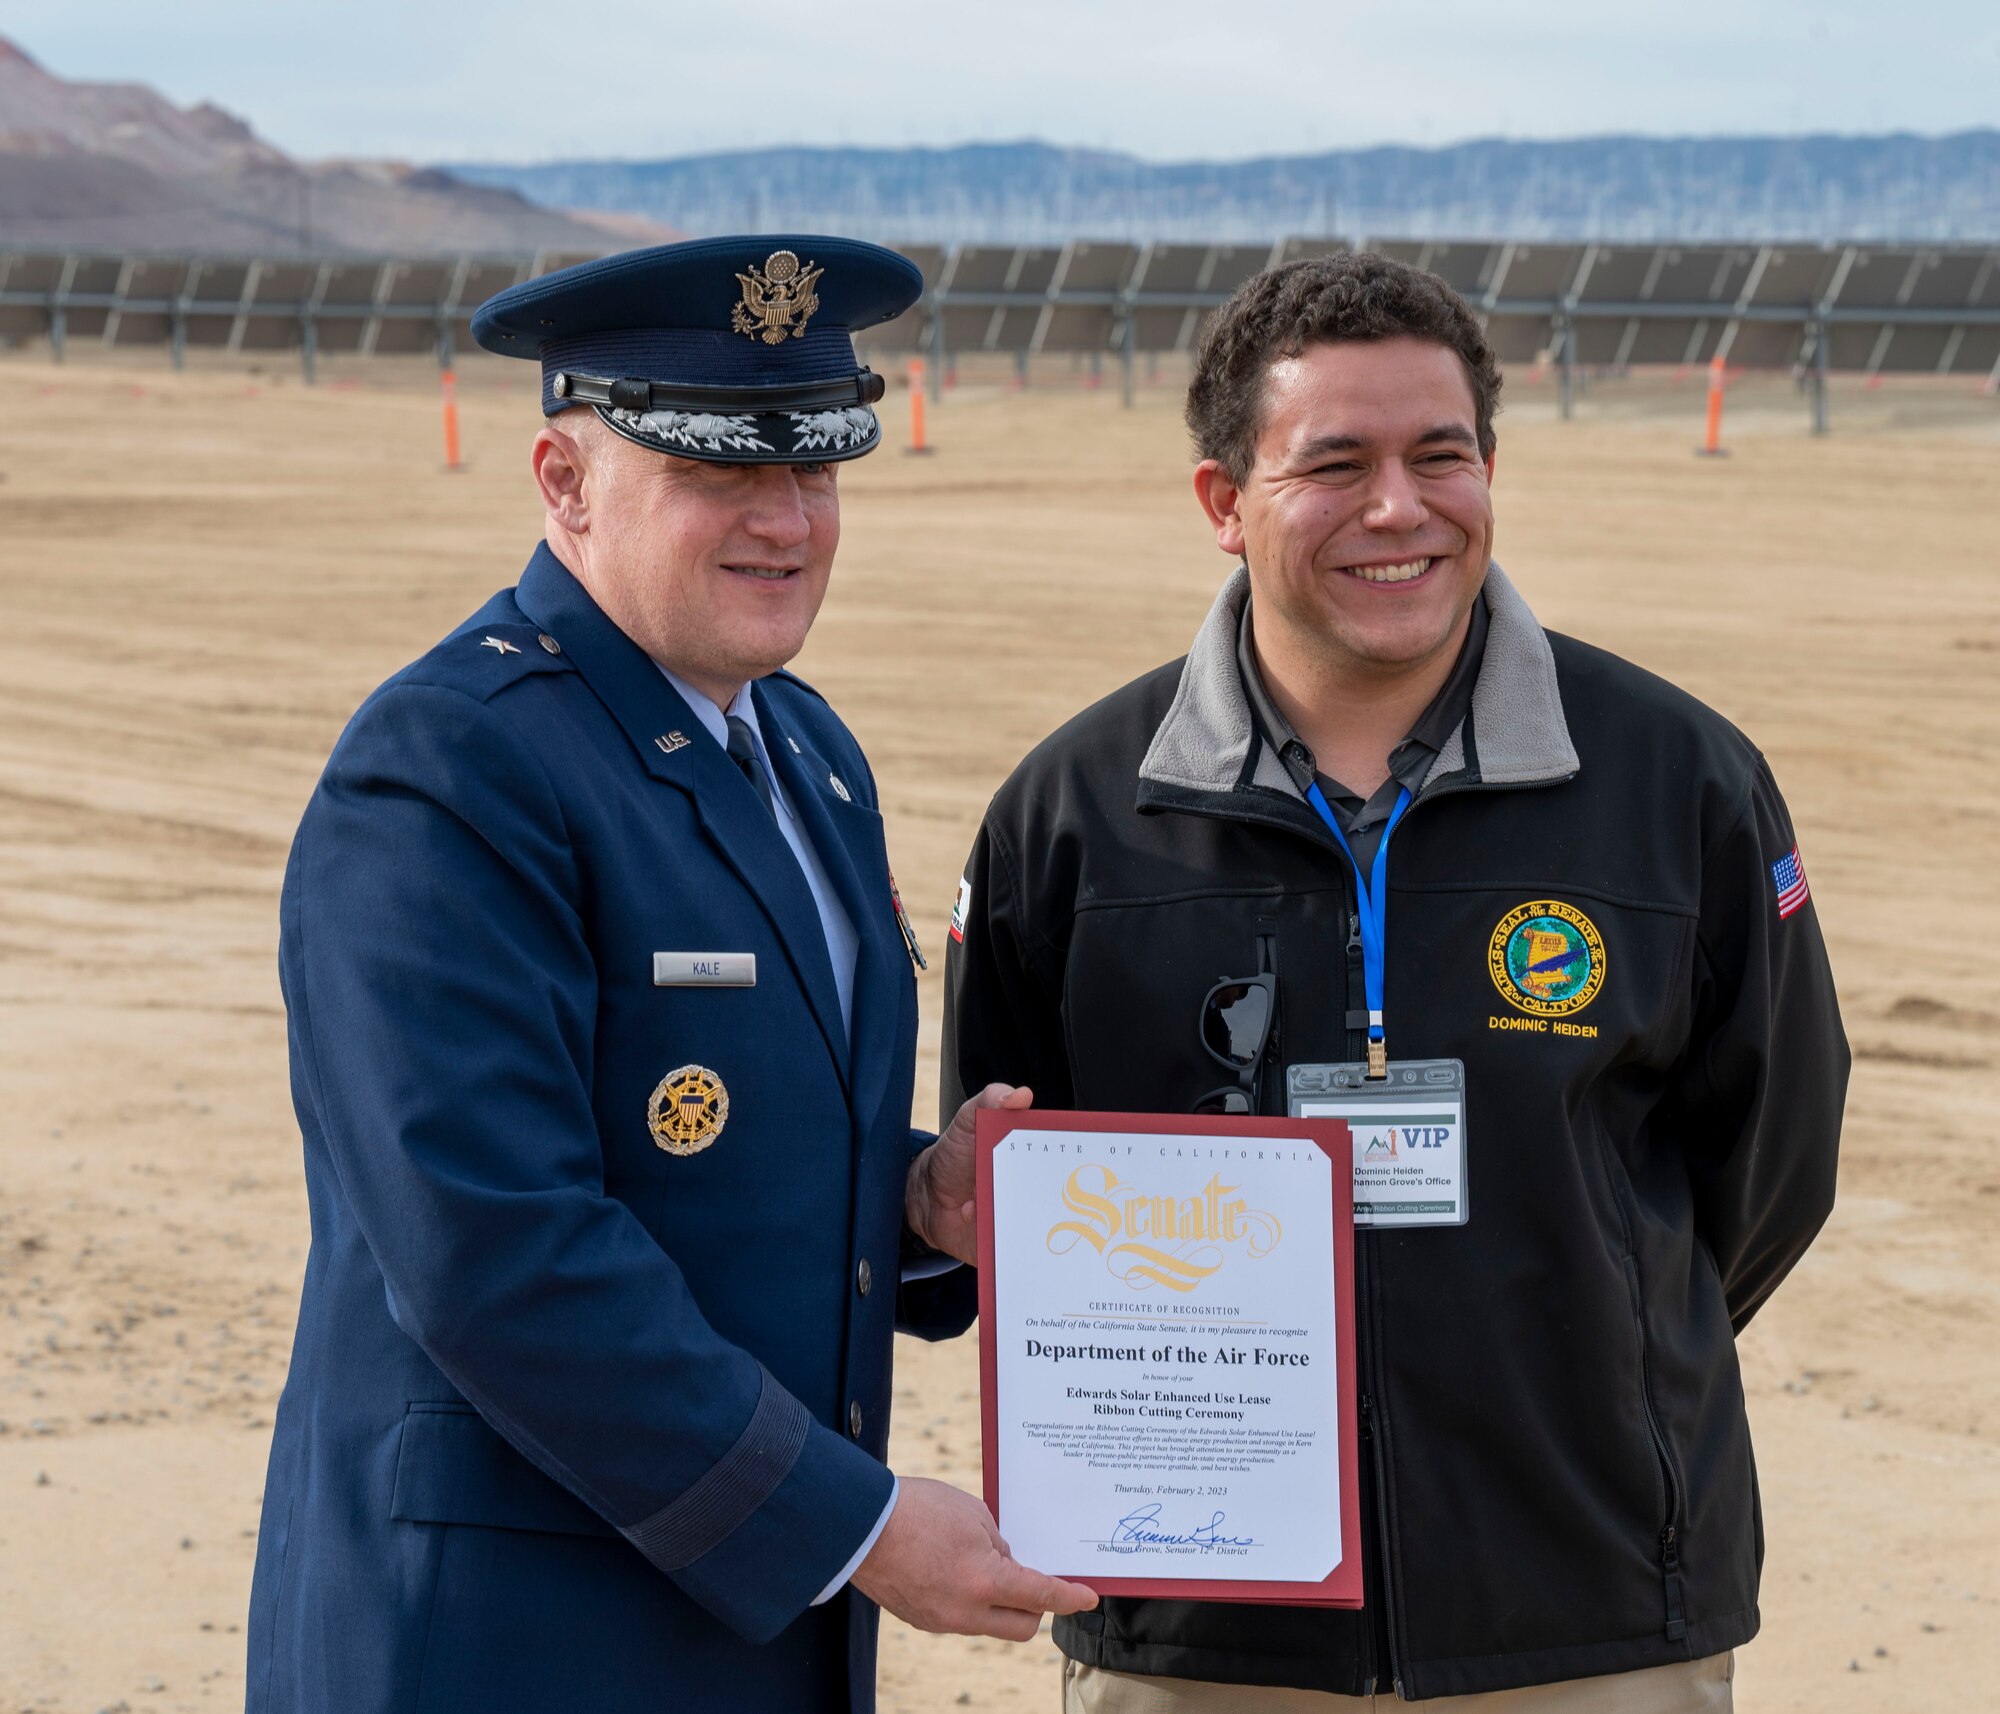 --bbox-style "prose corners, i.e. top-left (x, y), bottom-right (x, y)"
top-left (976, 1110), bottom-right (1361, 1606)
